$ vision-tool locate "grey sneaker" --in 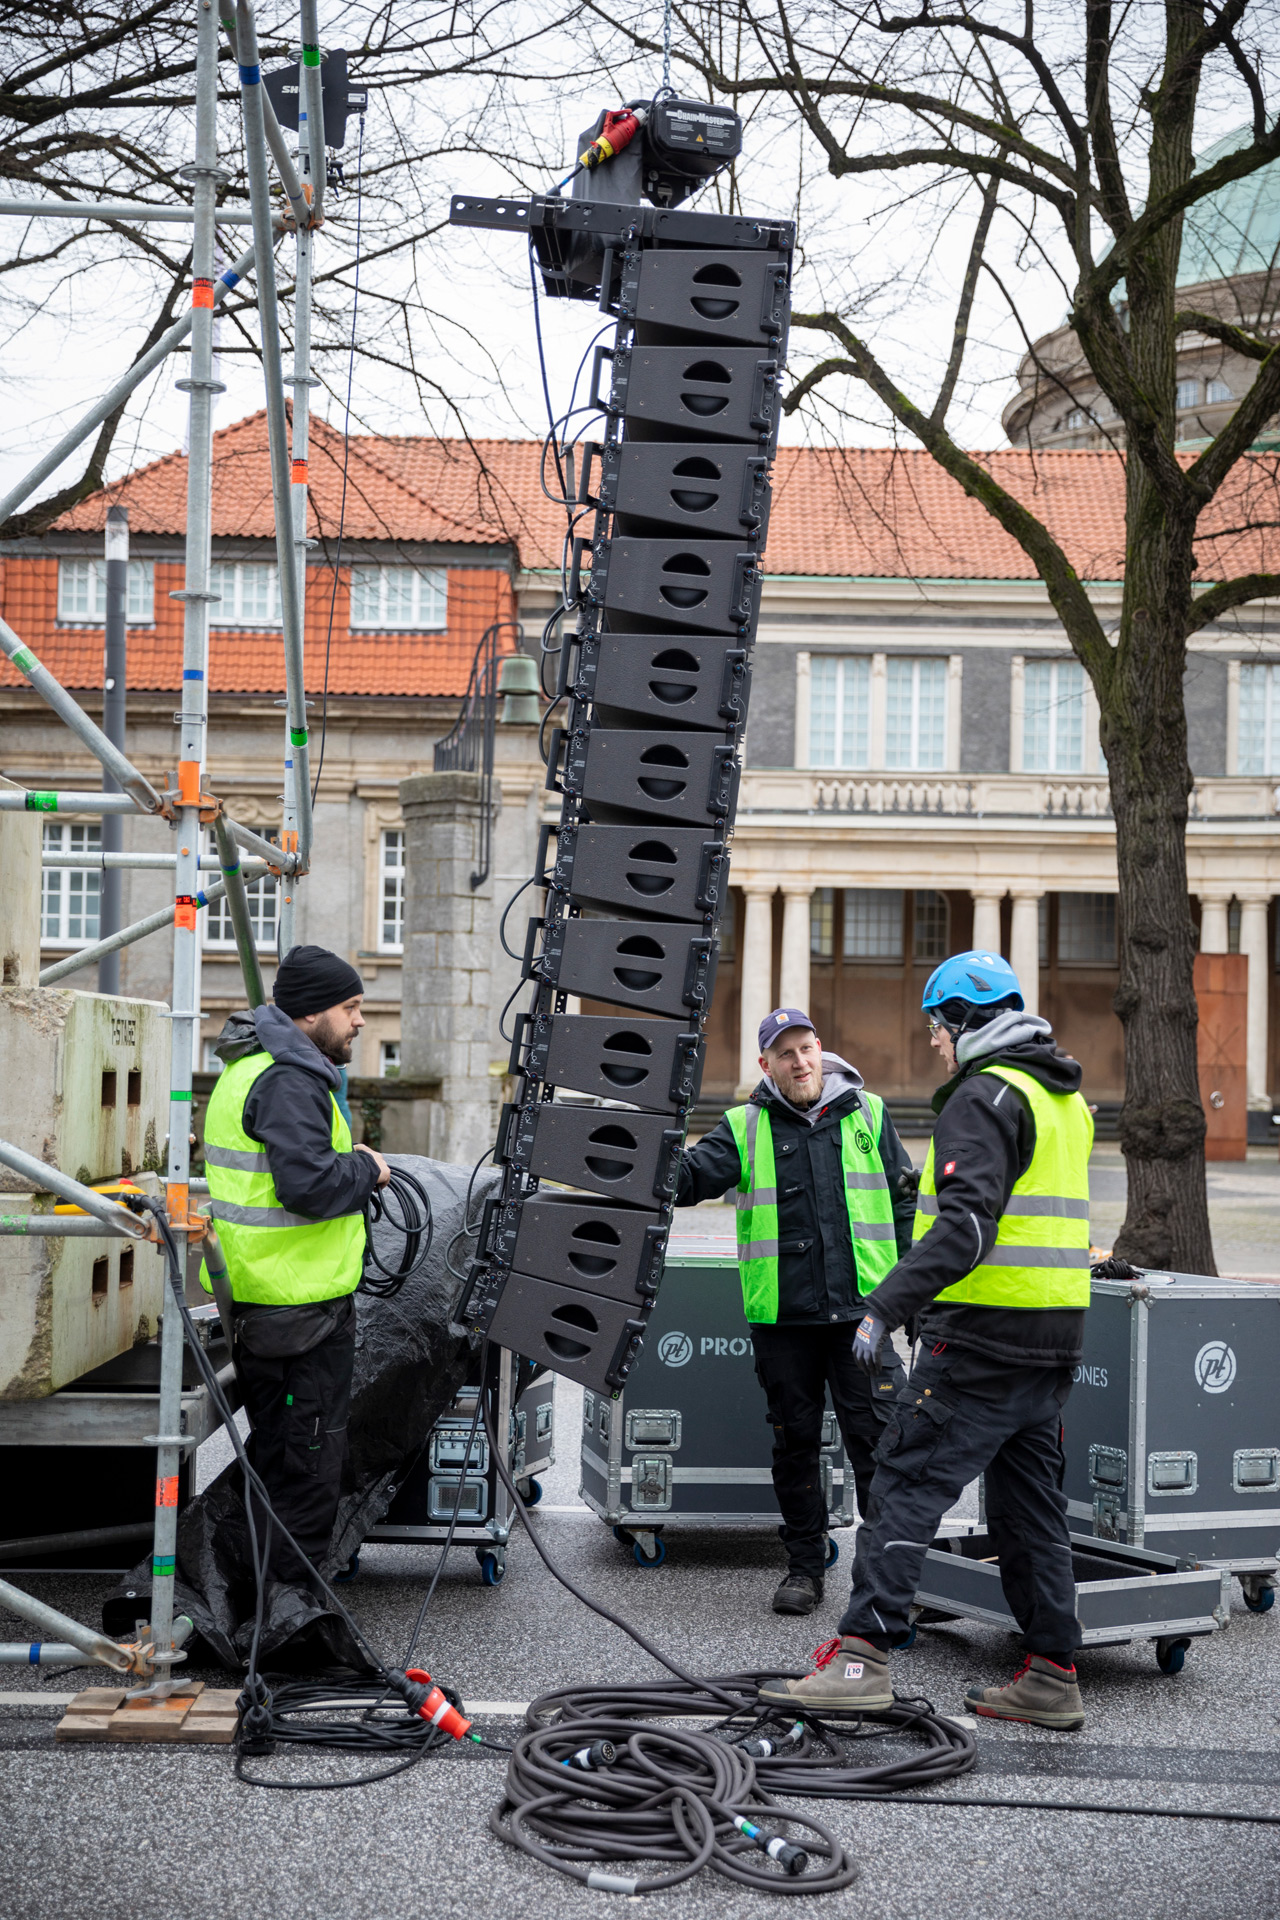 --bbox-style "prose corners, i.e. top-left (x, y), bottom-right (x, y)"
top-left (966, 1654), bottom-right (1085, 1730)
top-left (772, 1572), bottom-right (823, 1615)
top-left (758, 1636), bottom-right (893, 1713)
